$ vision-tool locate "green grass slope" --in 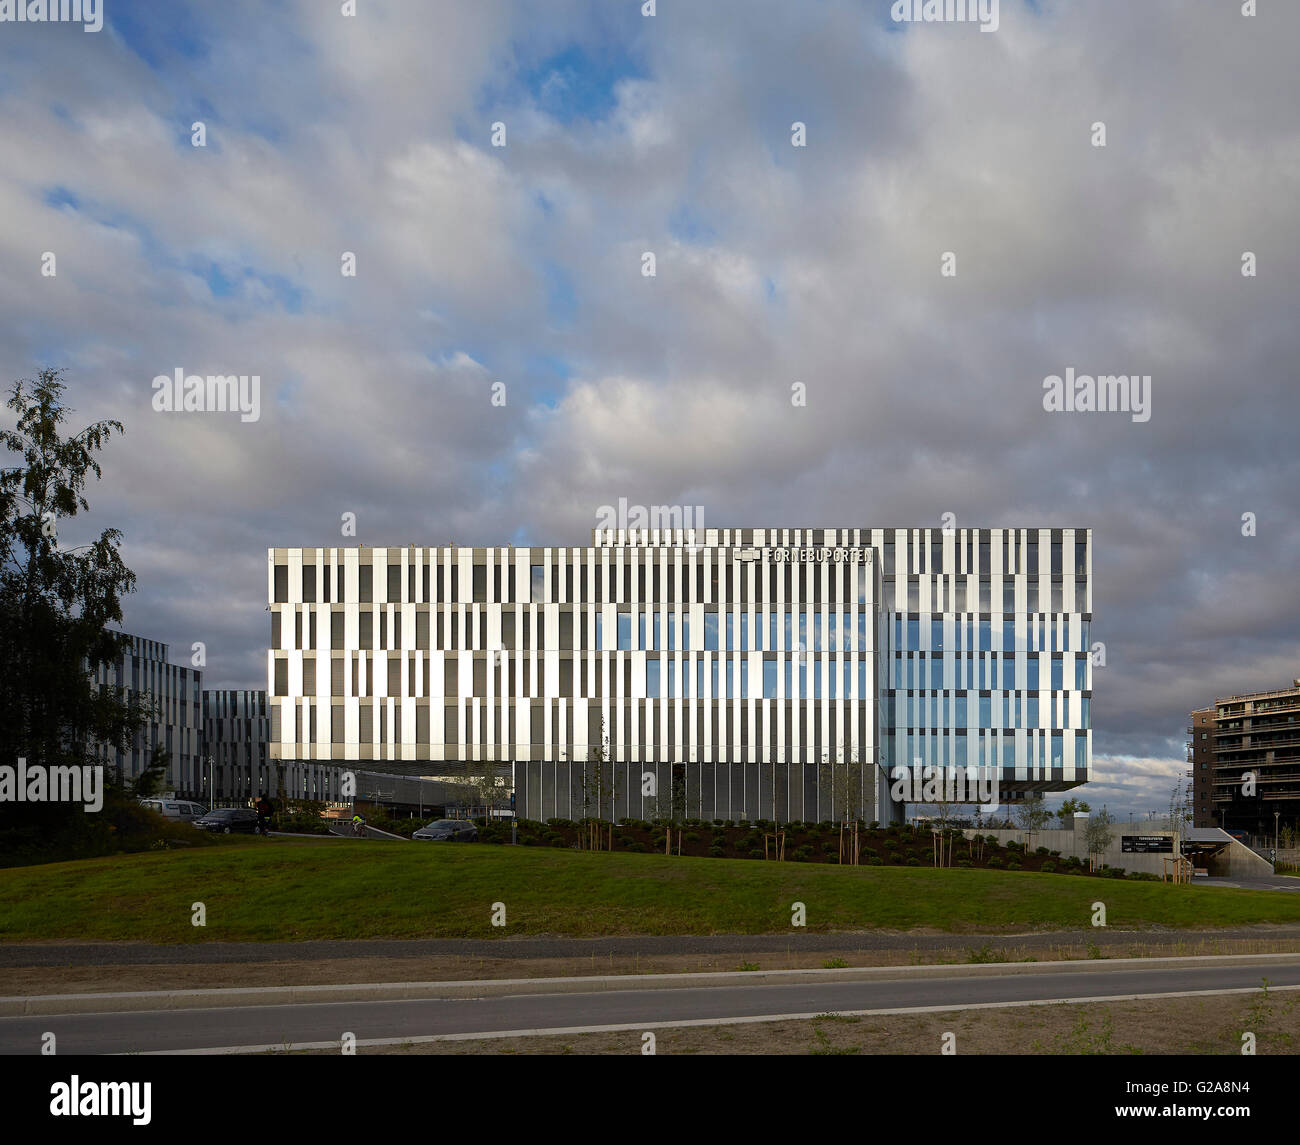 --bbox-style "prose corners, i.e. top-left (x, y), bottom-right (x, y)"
top-left (1, 838), bottom-right (1297, 943)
